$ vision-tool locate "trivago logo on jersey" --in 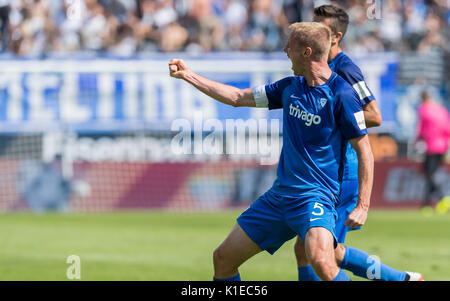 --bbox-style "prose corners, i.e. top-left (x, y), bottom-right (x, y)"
top-left (288, 103), bottom-right (321, 126)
